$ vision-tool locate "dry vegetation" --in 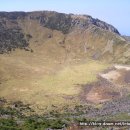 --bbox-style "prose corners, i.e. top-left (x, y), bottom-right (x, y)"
top-left (0, 11), bottom-right (130, 129)
top-left (0, 49), bottom-right (108, 112)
